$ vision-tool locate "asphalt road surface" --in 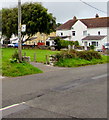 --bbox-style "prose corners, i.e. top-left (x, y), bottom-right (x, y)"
top-left (1, 63), bottom-right (108, 118)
